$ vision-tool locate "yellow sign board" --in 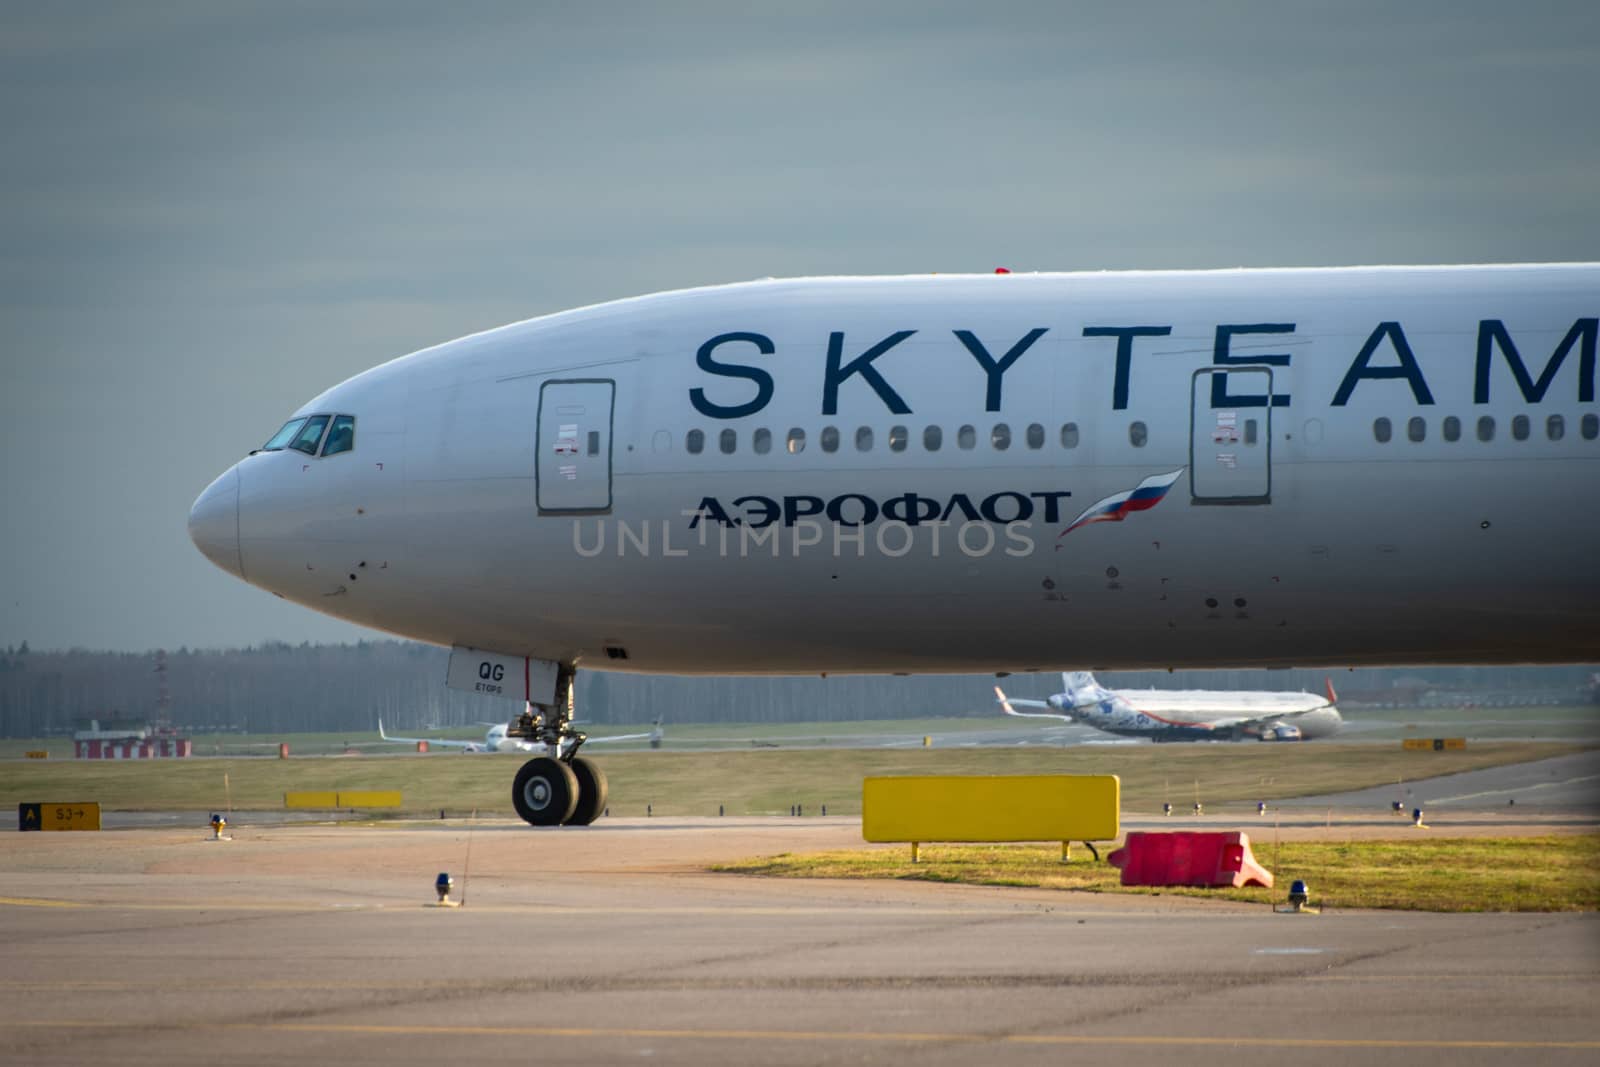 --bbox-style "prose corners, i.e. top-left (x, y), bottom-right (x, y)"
top-left (284, 790), bottom-right (403, 809)
top-left (1403, 738), bottom-right (1468, 751)
top-left (336, 790), bottom-right (402, 808)
top-left (24, 751), bottom-right (47, 759)
top-left (863, 774), bottom-right (1119, 843)
top-left (18, 802), bottom-right (101, 831)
